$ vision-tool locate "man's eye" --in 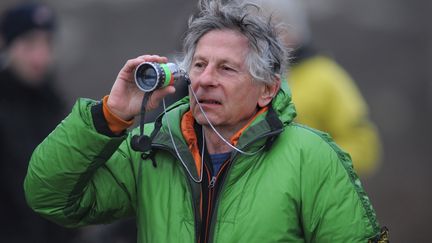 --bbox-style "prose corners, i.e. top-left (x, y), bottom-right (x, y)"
top-left (222, 66), bottom-right (235, 72)
top-left (194, 62), bottom-right (204, 68)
